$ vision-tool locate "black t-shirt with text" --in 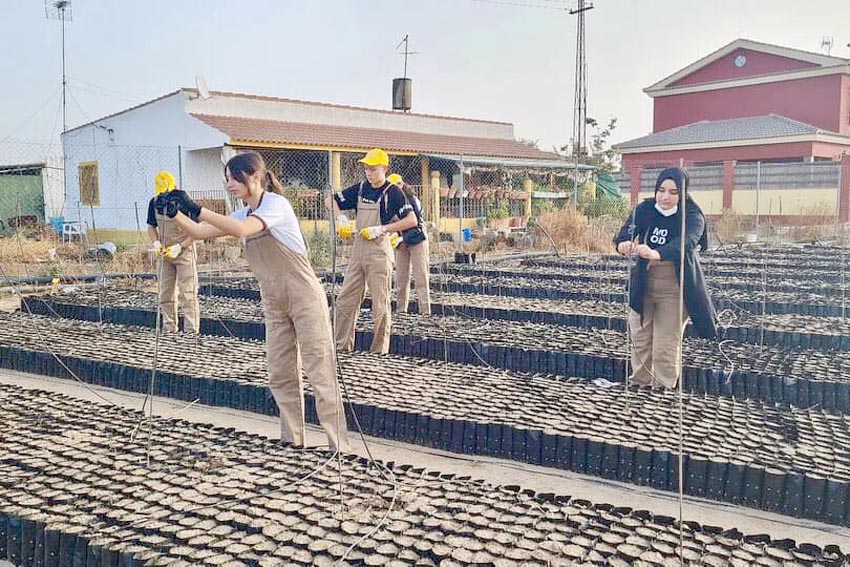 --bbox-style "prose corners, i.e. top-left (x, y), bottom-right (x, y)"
top-left (146, 198), bottom-right (158, 228)
top-left (334, 181), bottom-right (412, 225)
top-left (642, 208), bottom-right (679, 251)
